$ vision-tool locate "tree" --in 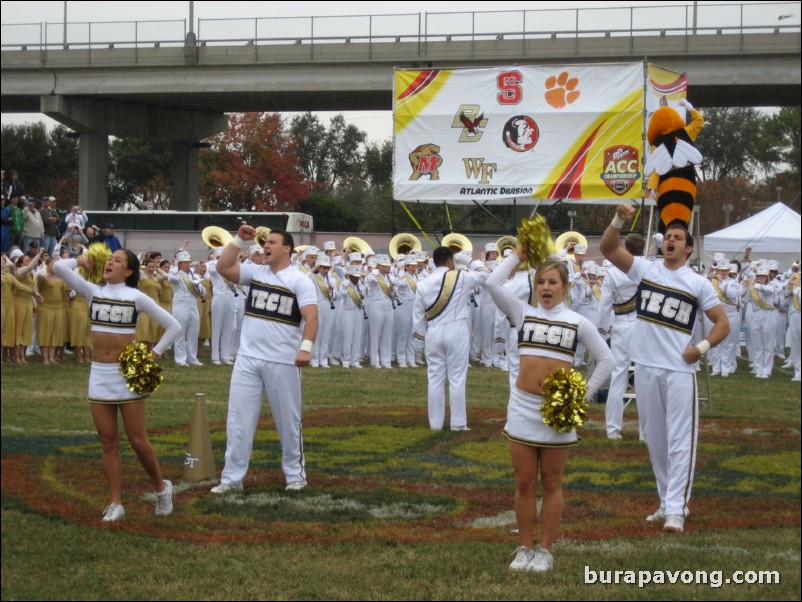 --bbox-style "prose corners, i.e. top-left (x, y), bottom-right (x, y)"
top-left (1, 123), bottom-right (78, 206)
top-left (199, 113), bottom-right (308, 212)
top-left (290, 112), bottom-right (367, 192)
top-left (695, 107), bottom-right (767, 181)
top-left (299, 191), bottom-right (360, 232)
top-left (759, 107), bottom-right (801, 179)
top-left (109, 137), bottom-right (172, 209)
top-left (363, 139), bottom-right (393, 188)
